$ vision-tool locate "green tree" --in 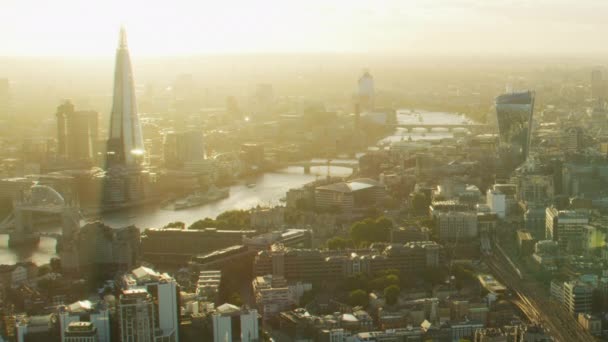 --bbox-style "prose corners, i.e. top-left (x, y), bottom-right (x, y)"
top-left (384, 285), bottom-right (400, 305)
top-left (164, 221), bottom-right (185, 229)
top-left (228, 292), bottom-right (243, 306)
top-left (326, 237), bottom-right (353, 250)
top-left (348, 289), bottom-right (369, 307)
